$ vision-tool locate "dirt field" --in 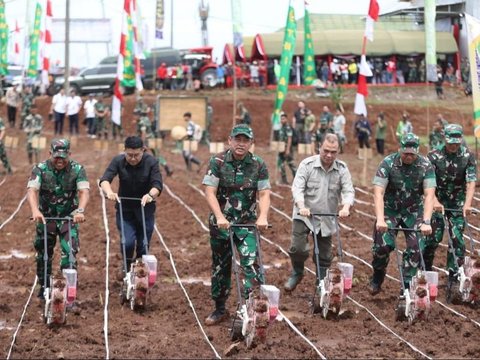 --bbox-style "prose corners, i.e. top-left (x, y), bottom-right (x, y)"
top-left (1, 85), bottom-right (480, 359)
